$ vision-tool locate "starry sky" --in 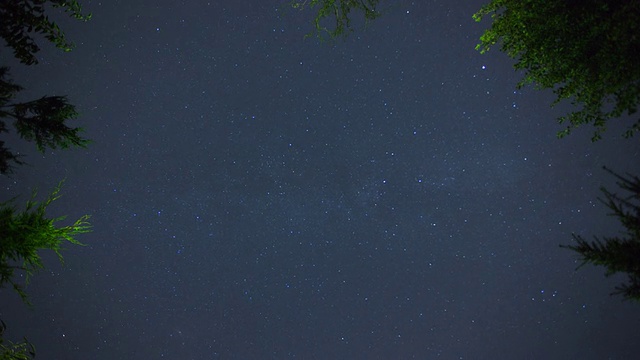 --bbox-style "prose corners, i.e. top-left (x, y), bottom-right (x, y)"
top-left (2, 1), bottom-right (640, 359)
